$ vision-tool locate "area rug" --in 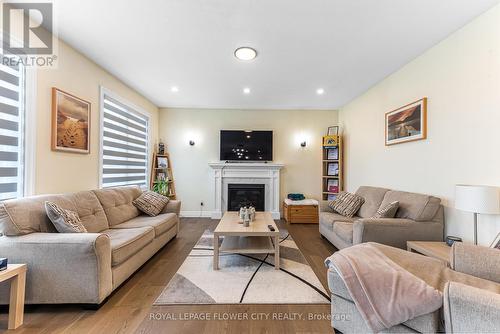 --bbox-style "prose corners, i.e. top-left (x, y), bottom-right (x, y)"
top-left (154, 229), bottom-right (330, 305)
